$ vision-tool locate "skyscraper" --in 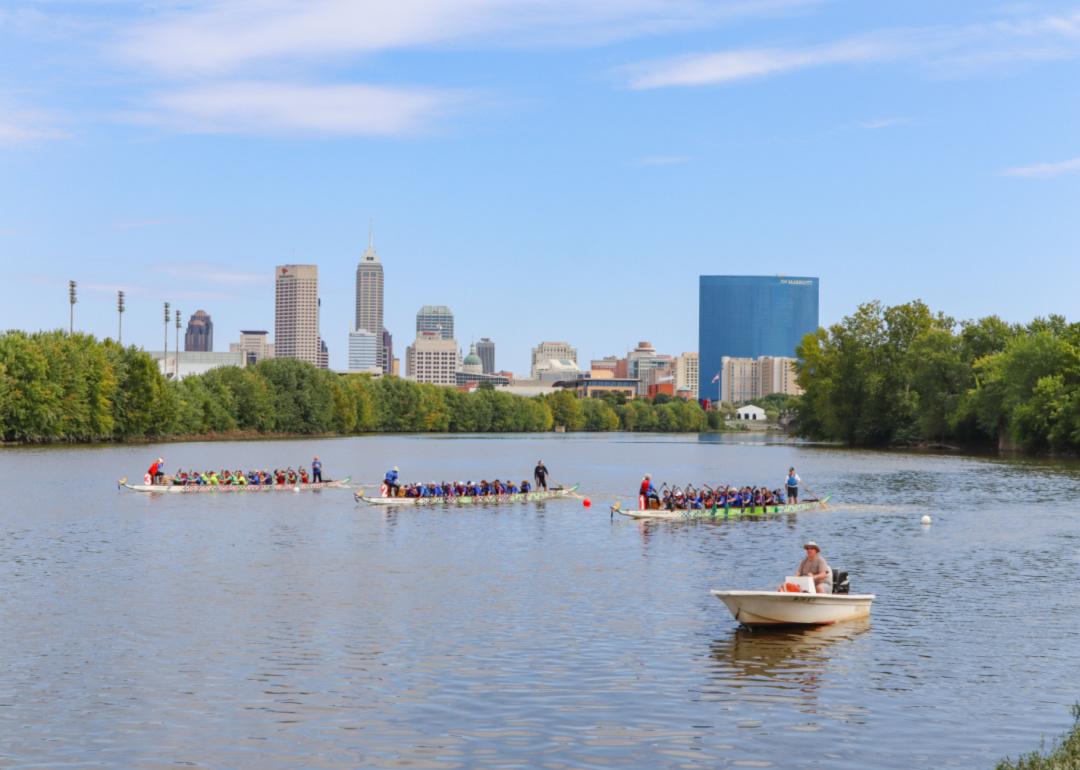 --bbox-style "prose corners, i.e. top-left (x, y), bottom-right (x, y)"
top-left (698, 275), bottom-right (819, 402)
top-left (348, 329), bottom-right (379, 372)
top-left (355, 229), bottom-right (385, 369)
top-left (184, 310), bottom-right (213, 352)
top-left (416, 305), bottom-right (454, 340)
top-left (275, 264), bottom-right (320, 365)
top-left (382, 329), bottom-right (393, 376)
top-left (476, 338), bottom-right (495, 374)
